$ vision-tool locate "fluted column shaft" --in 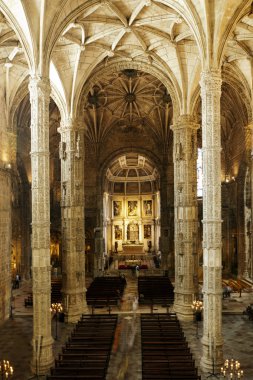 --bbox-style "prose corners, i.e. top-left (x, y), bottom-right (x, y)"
top-left (29, 77), bottom-right (53, 373)
top-left (172, 115), bottom-right (199, 319)
top-left (200, 71), bottom-right (223, 371)
top-left (58, 118), bottom-right (88, 323)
